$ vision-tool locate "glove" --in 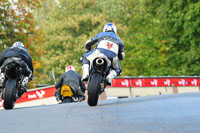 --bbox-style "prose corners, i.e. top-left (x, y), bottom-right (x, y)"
top-left (85, 49), bottom-right (91, 53)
